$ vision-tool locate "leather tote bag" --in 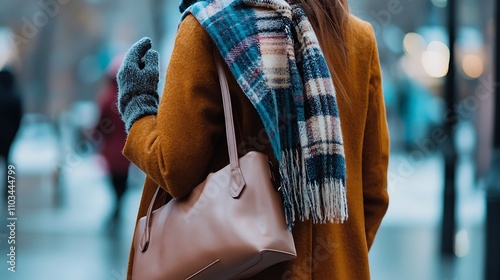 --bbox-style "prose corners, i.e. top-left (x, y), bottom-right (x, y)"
top-left (132, 49), bottom-right (296, 280)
